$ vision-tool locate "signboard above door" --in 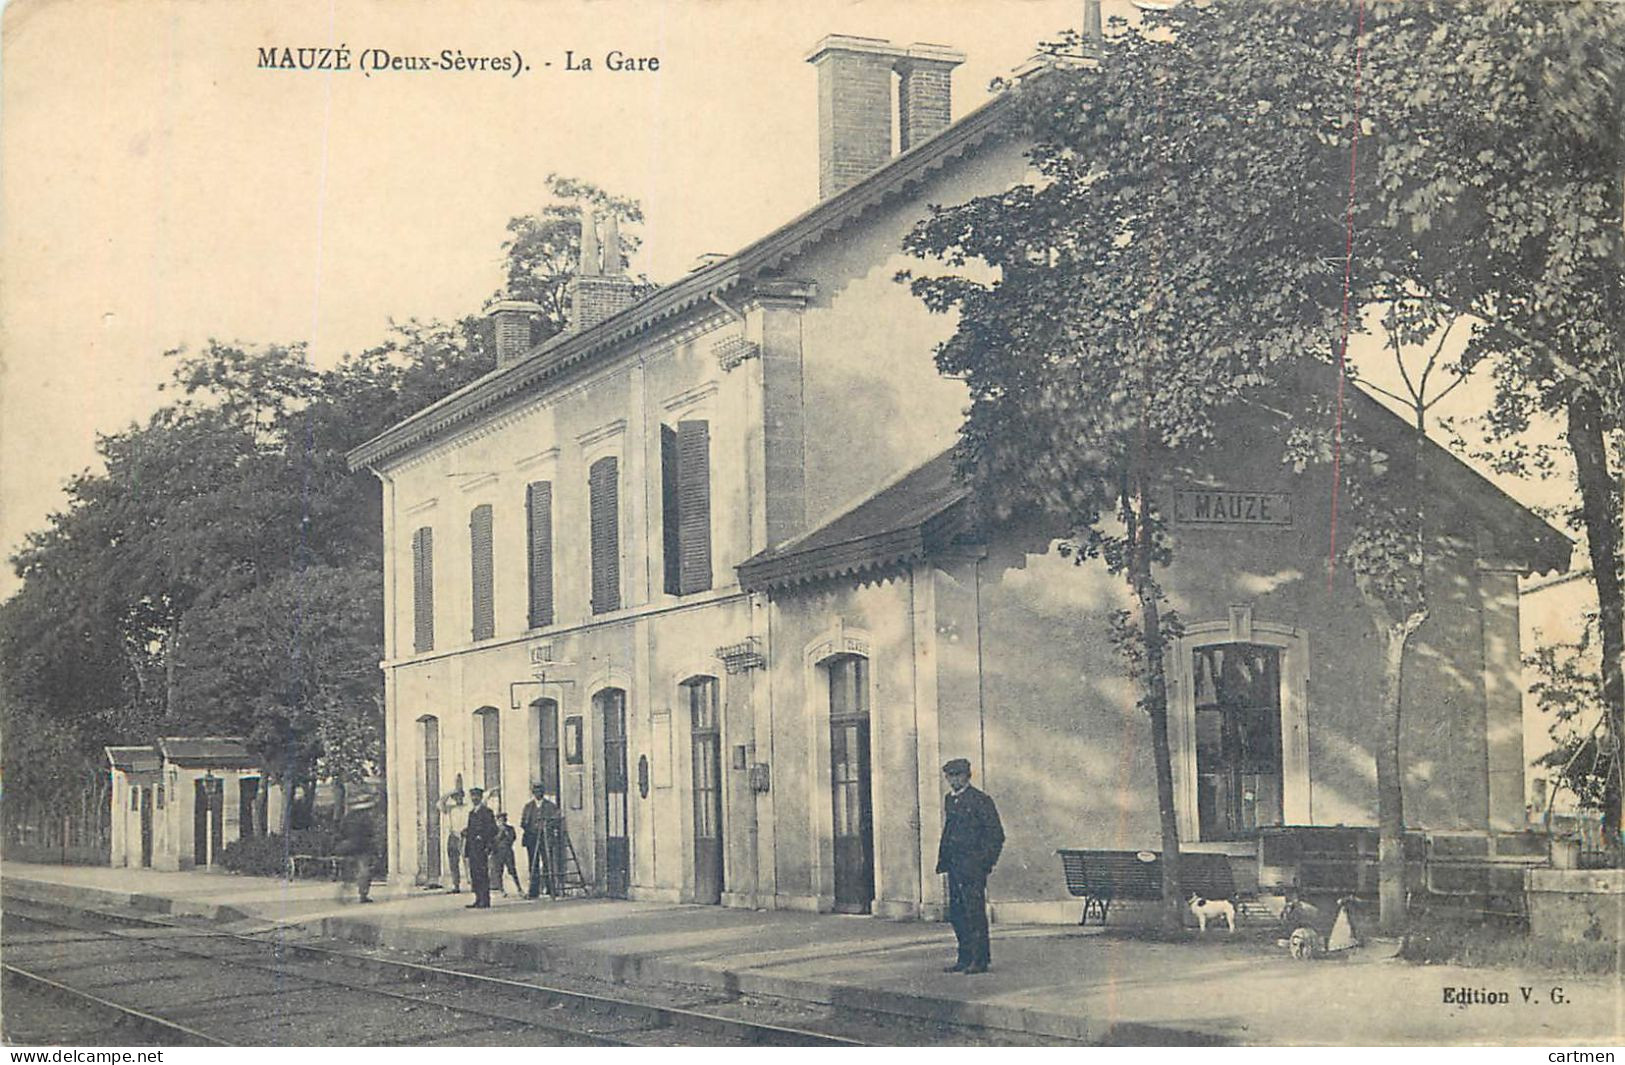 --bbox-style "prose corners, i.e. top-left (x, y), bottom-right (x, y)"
top-left (1175, 490), bottom-right (1292, 527)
